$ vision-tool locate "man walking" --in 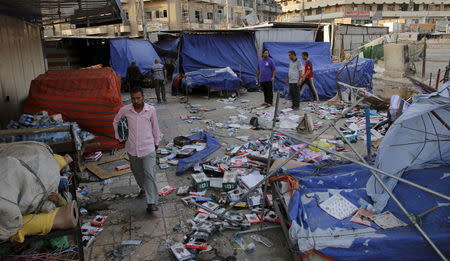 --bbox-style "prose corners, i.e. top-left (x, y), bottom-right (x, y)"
top-left (126, 61), bottom-right (143, 91)
top-left (151, 58), bottom-right (167, 103)
top-left (299, 52), bottom-right (320, 102)
top-left (256, 49), bottom-right (276, 106)
top-left (286, 50), bottom-right (303, 110)
top-left (113, 87), bottom-right (161, 213)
